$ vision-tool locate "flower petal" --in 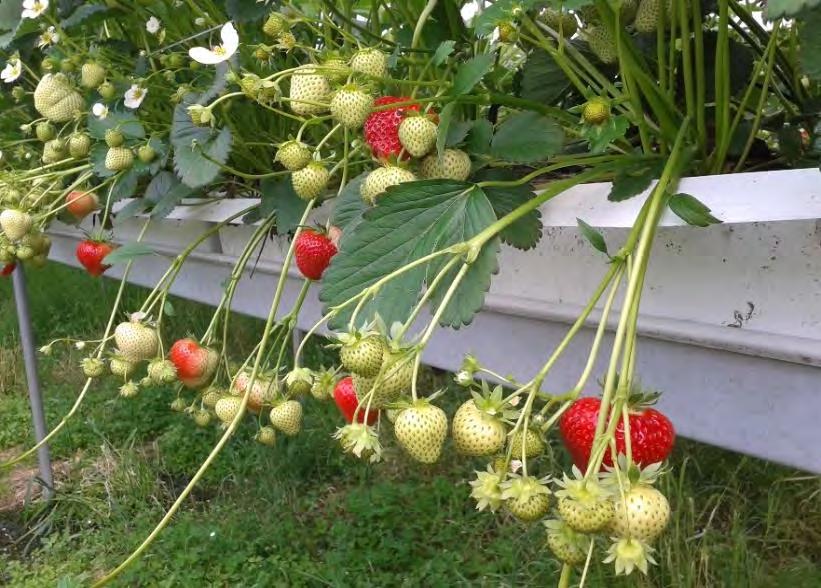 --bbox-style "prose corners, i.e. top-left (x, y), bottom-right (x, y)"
top-left (188, 47), bottom-right (225, 65)
top-left (220, 22), bottom-right (238, 54)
